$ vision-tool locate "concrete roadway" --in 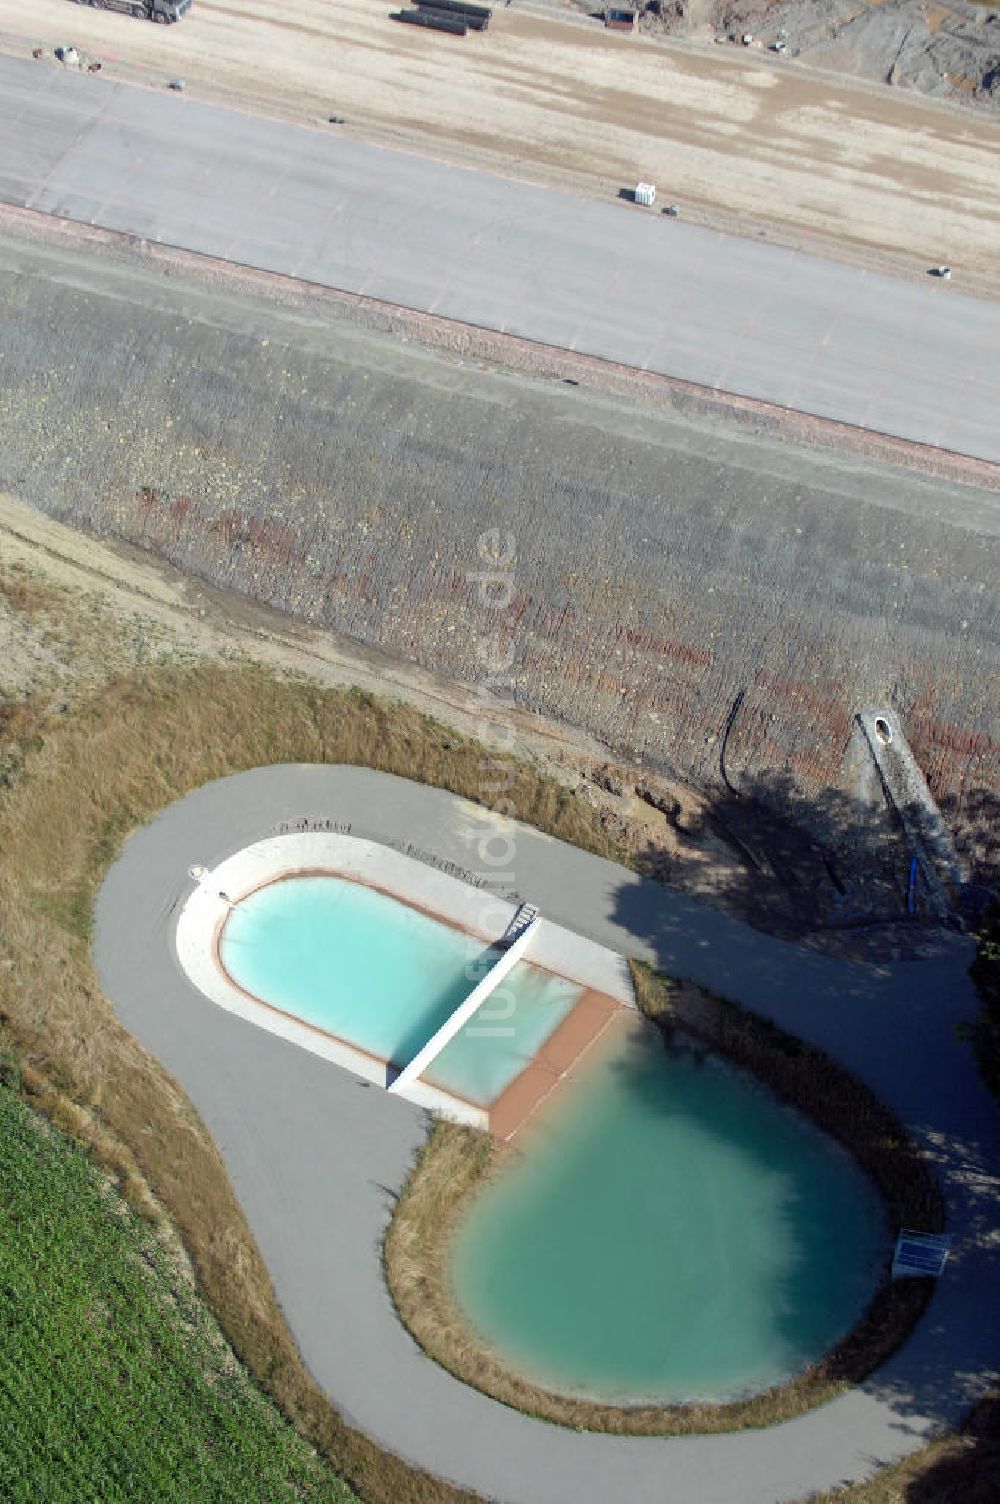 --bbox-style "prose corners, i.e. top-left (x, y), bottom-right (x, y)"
top-left (94, 766), bottom-right (1000, 1504)
top-left (2, 54), bottom-right (999, 465)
